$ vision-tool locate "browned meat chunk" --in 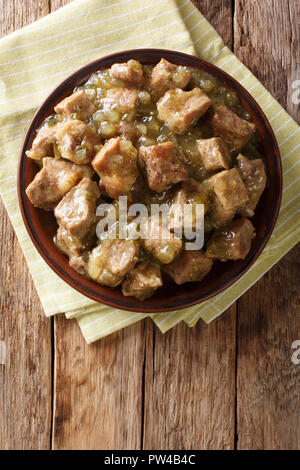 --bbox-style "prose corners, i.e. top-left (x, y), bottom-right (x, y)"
top-left (56, 119), bottom-right (101, 164)
top-left (164, 250), bottom-right (213, 285)
top-left (197, 137), bottom-right (232, 171)
top-left (55, 225), bottom-right (88, 276)
top-left (206, 218), bottom-right (255, 260)
top-left (170, 179), bottom-right (208, 232)
top-left (157, 88), bottom-right (211, 133)
top-left (209, 194), bottom-right (236, 227)
top-left (54, 90), bottom-right (96, 121)
top-left (26, 125), bottom-right (58, 160)
top-left (206, 105), bottom-right (255, 152)
top-left (116, 121), bottom-right (138, 142)
top-left (54, 177), bottom-right (100, 240)
top-left (122, 261), bottom-right (162, 300)
top-left (92, 137), bottom-right (138, 199)
top-left (55, 177), bottom-right (100, 274)
top-left (139, 142), bottom-right (189, 192)
top-left (236, 154), bottom-right (267, 216)
top-left (101, 87), bottom-right (139, 116)
top-left (211, 168), bottom-right (249, 211)
top-left (88, 239), bottom-right (139, 287)
top-left (150, 58), bottom-right (191, 95)
top-left (110, 60), bottom-right (143, 86)
top-left (25, 157), bottom-right (93, 210)
top-left (141, 215), bottom-right (182, 264)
